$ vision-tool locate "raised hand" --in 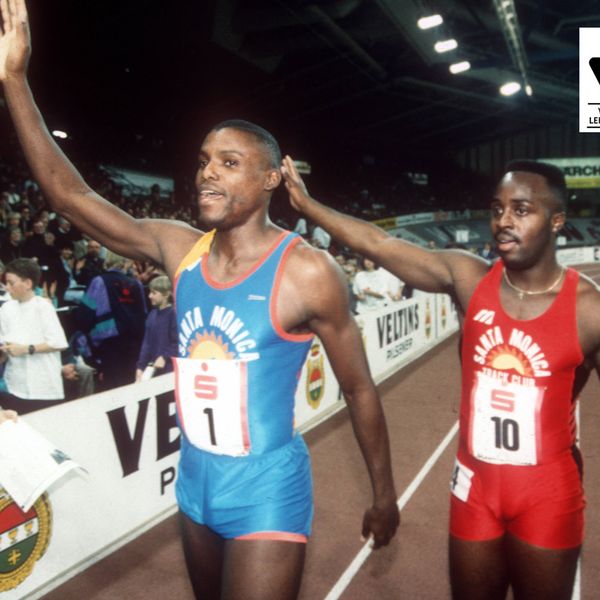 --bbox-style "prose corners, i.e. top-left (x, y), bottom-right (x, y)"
top-left (0, 0), bottom-right (30, 81)
top-left (281, 155), bottom-right (312, 212)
